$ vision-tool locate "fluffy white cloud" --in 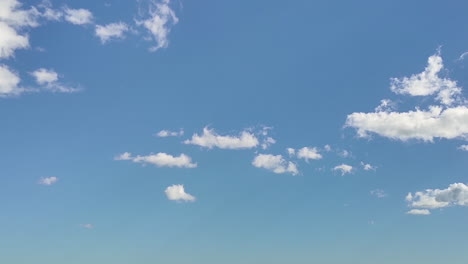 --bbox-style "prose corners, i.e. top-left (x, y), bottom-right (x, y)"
top-left (0, 22), bottom-right (29, 59)
top-left (370, 189), bottom-right (387, 198)
top-left (63, 7), bottom-right (93, 25)
top-left (296, 147), bottom-right (322, 161)
top-left (165, 184), bottom-right (196, 202)
top-left (346, 105), bottom-right (468, 141)
top-left (406, 183), bottom-right (468, 210)
top-left (136, 0), bottom-right (178, 51)
top-left (156, 129), bottom-right (184, 137)
top-left (95, 22), bottom-right (129, 44)
top-left (0, 65), bottom-right (22, 96)
top-left (115, 152), bottom-right (197, 168)
top-left (390, 53), bottom-right (461, 105)
top-left (184, 127), bottom-right (259, 149)
top-left (332, 164), bottom-right (353, 175)
top-left (38, 176), bottom-right (58, 185)
top-left (458, 145), bottom-right (468, 151)
top-left (406, 209), bottom-right (431, 215)
top-left (0, 0), bottom-right (40, 28)
top-left (252, 154), bottom-right (298, 175)
top-left (31, 68), bottom-right (79, 93)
